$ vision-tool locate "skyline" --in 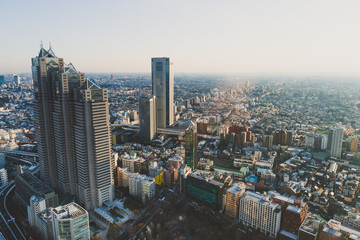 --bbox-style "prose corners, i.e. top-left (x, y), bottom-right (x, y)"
top-left (1, 0), bottom-right (360, 74)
